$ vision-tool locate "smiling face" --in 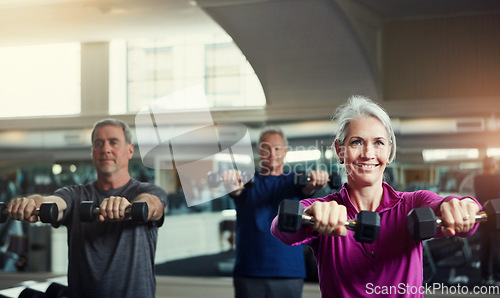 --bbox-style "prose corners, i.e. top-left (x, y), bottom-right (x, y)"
top-left (335, 116), bottom-right (391, 188)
